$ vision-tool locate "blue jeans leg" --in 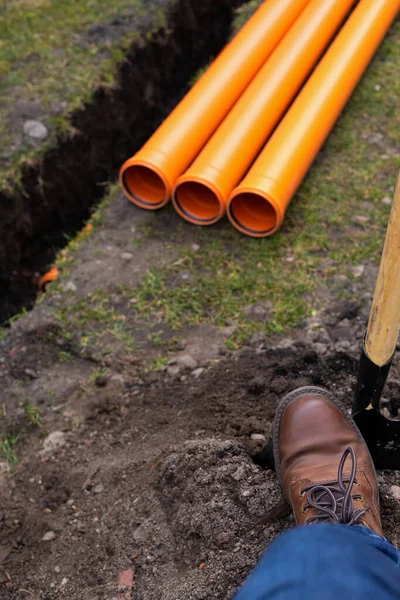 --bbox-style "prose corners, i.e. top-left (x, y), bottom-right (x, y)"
top-left (234, 524), bottom-right (400, 600)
